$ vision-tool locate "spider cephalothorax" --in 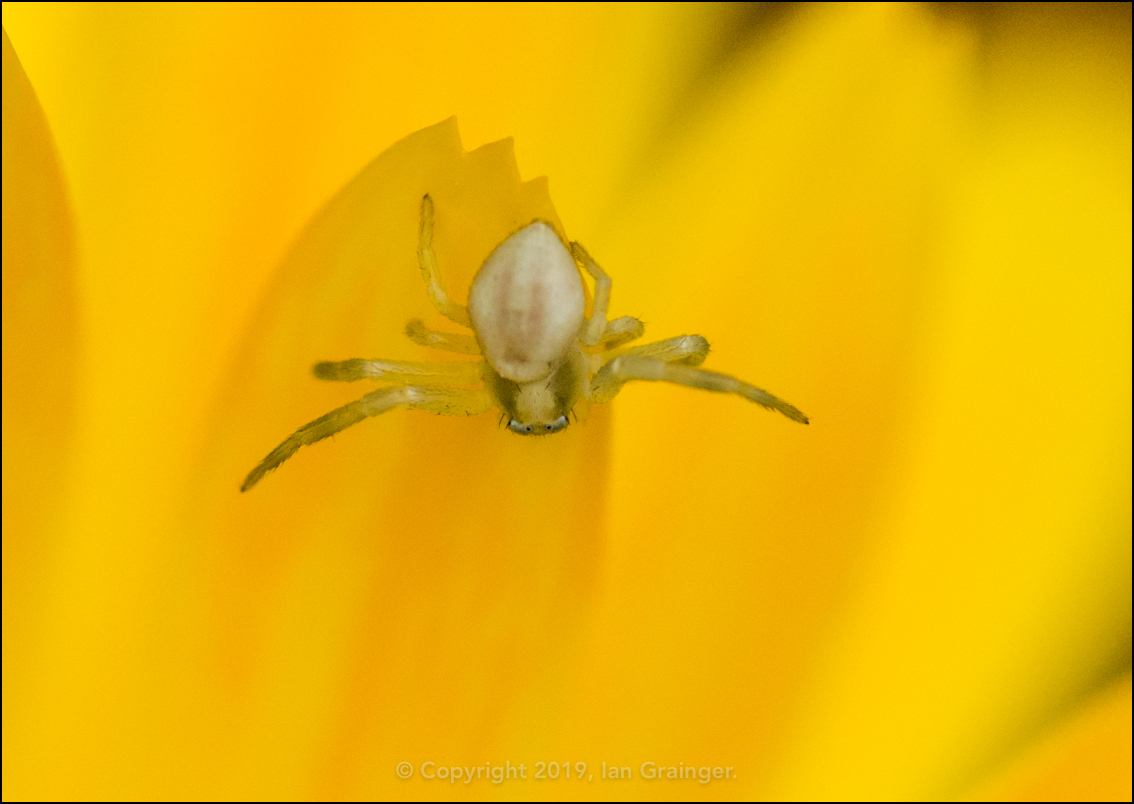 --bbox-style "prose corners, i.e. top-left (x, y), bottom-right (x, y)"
top-left (241, 195), bottom-right (807, 491)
